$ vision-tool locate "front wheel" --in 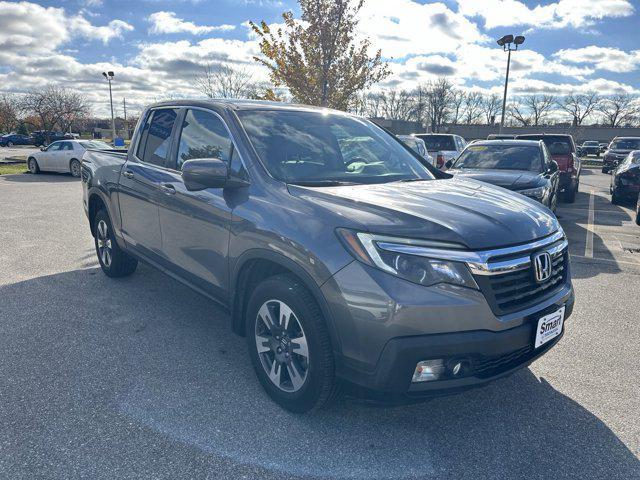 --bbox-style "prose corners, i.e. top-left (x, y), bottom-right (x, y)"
top-left (611, 189), bottom-right (622, 205)
top-left (7, 141), bottom-right (13, 147)
top-left (246, 274), bottom-right (338, 413)
top-left (94, 209), bottom-right (138, 277)
top-left (602, 167), bottom-right (609, 174)
top-left (69, 159), bottom-right (81, 178)
top-left (635, 198), bottom-right (640, 226)
top-left (27, 157), bottom-right (40, 174)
